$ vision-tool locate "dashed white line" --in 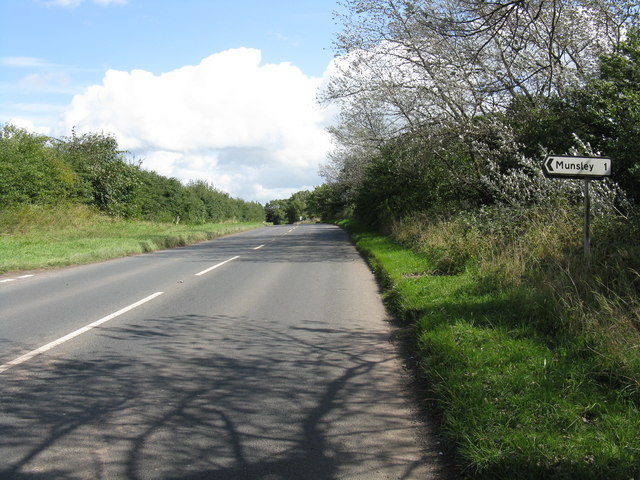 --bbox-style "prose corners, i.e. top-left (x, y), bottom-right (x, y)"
top-left (0, 292), bottom-right (164, 374)
top-left (253, 244), bottom-right (265, 250)
top-left (195, 256), bottom-right (240, 276)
